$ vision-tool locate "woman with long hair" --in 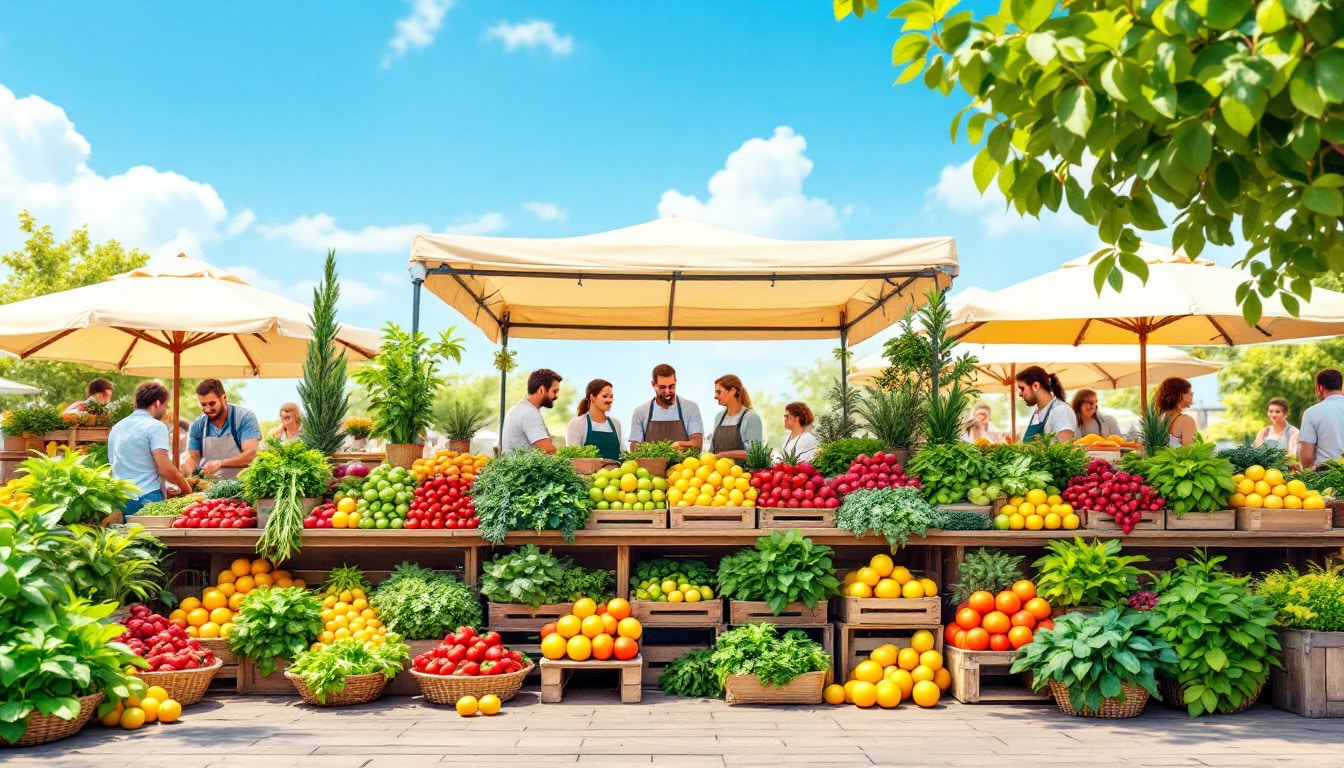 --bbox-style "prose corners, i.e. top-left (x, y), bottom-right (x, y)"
top-left (564, 379), bottom-right (623, 461)
top-left (1071, 389), bottom-right (1120, 438)
top-left (271, 402), bottom-right (302, 443)
top-left (709, 374), bottom-right (764, 460)
top-left (1156, 377), bottom-right (1198, 447)
top-left (1015, 366), bottom-right (1076, 443)
top-left (1254, 397), bottom-right (1300, 456)
top-left (780, 401), bottom-right (819, 462)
